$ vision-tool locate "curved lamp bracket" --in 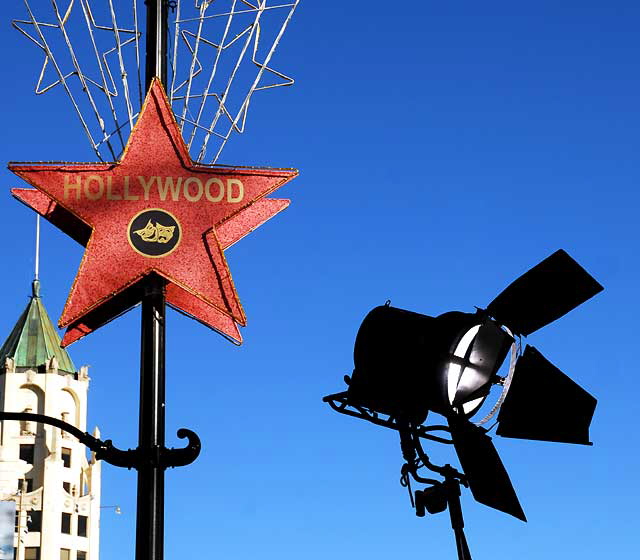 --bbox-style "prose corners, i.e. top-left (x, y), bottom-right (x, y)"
top-left (0, 412), bottom-right (200, 469)
top-left (162, 428), bottom-right (201, 468)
